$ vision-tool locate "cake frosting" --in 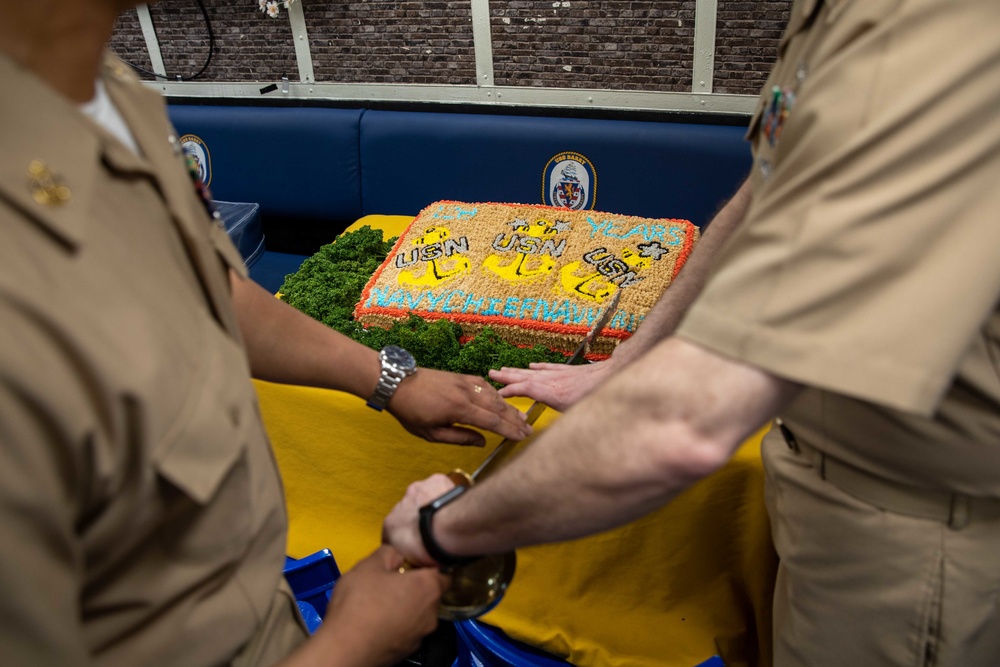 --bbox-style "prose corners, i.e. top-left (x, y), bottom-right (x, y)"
top-left (354, 201), bottom-right (699, 358)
